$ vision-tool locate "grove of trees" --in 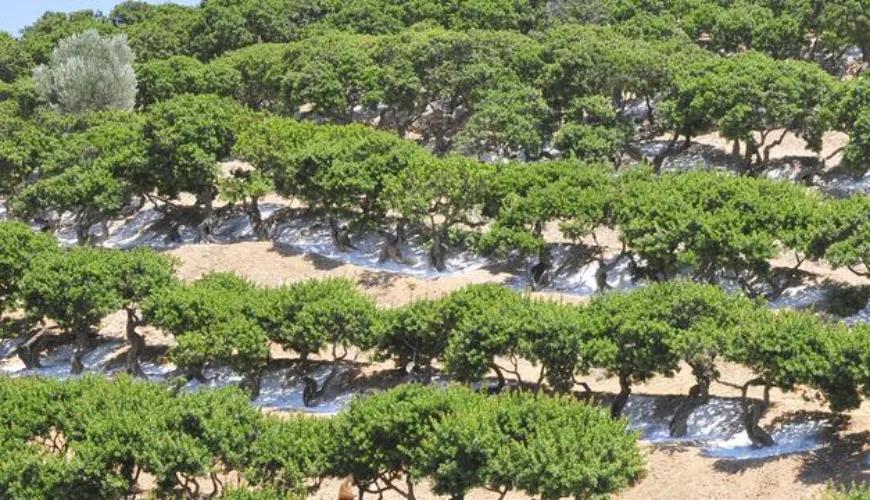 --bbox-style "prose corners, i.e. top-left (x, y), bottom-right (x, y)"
top-left (4, 0), bottom-right (870, 497)
top-left (0, 377), bottom-right (642, 499)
